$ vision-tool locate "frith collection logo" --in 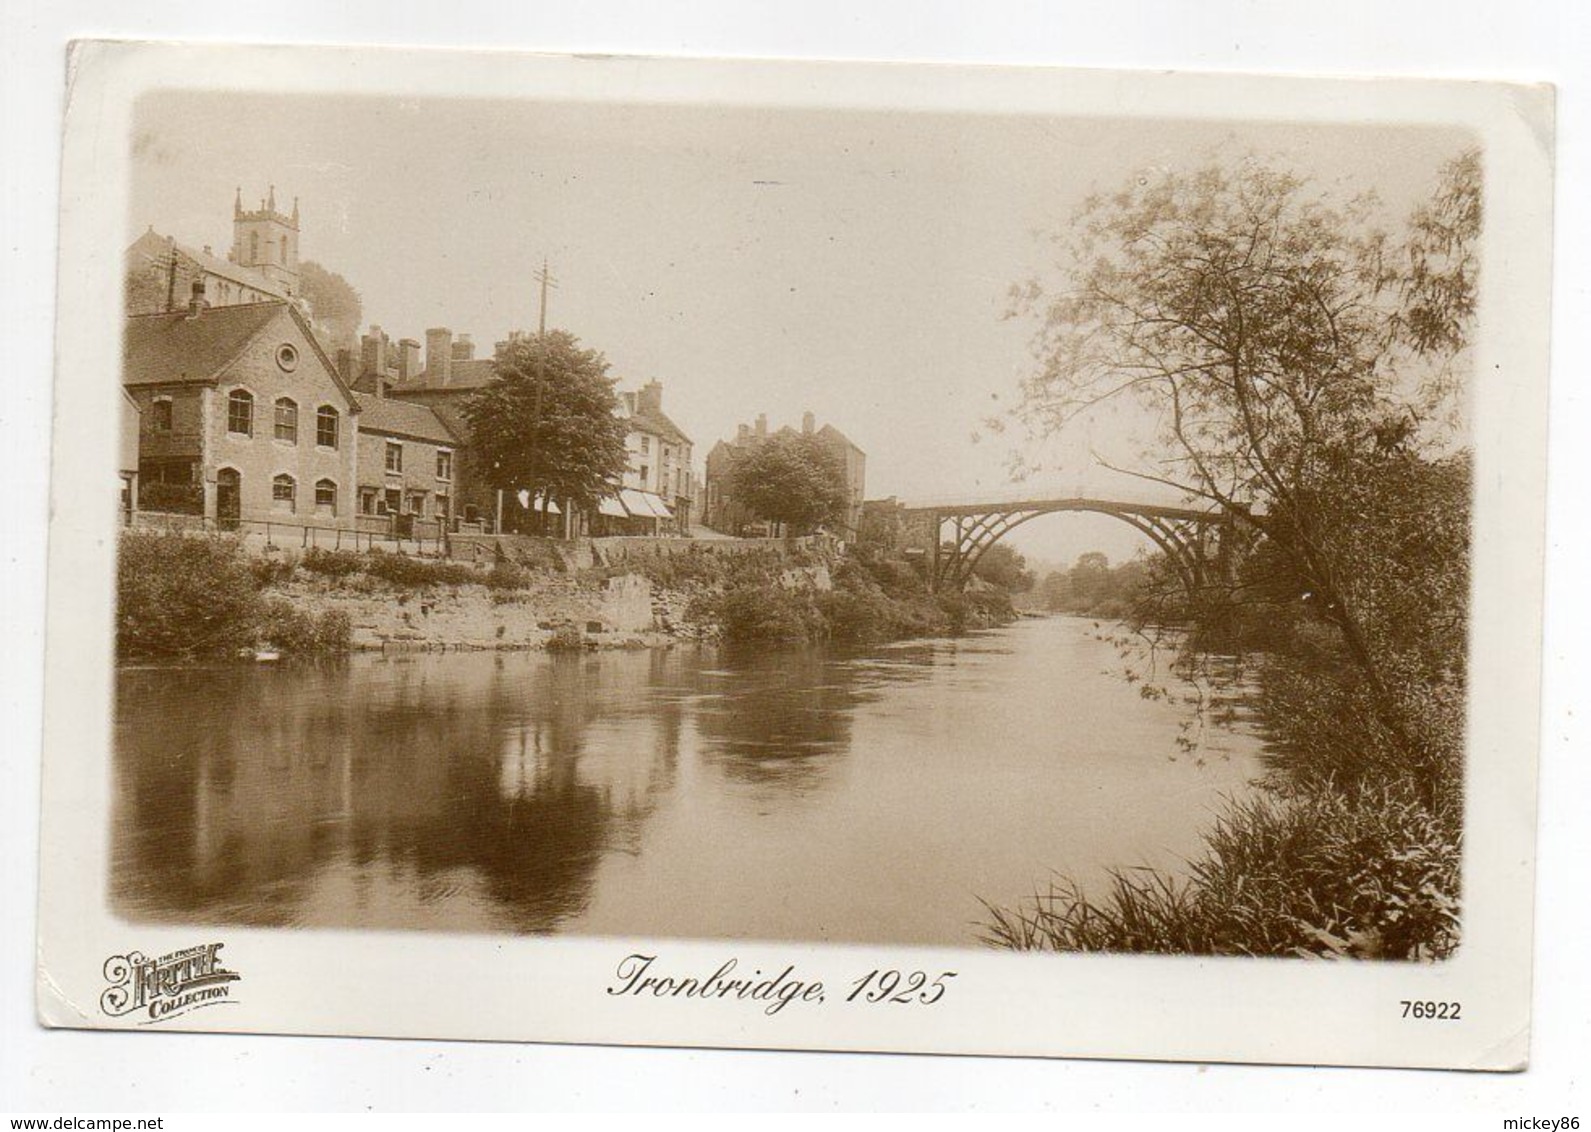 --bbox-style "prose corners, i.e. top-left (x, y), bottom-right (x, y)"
top-left (99, 943), bottom-right (240, 1024)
